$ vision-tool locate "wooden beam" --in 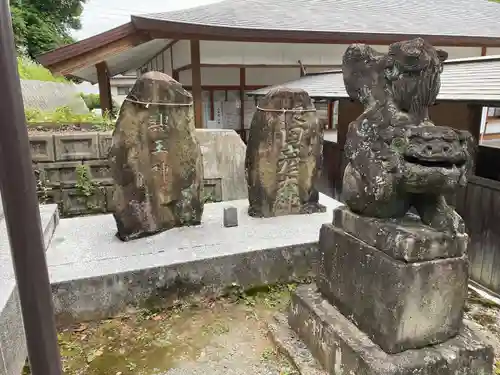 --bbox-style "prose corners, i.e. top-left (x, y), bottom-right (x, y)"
top-left (48, 33), bottom-right (148, 76)
top-left (239, 67), bottom-right (246, 132)
top-left (170, 41), bottom-right (175, 76)
top-left (178, 63), bottom-right (340, 70)
top-left (190, 40), bottom-right (203, 128)
top-left (96, 62), bottom-right (112, 115)
top-left (182, 85), bottom-right (265, 91)
top-left (141, 25), bottom-right (500, 47)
